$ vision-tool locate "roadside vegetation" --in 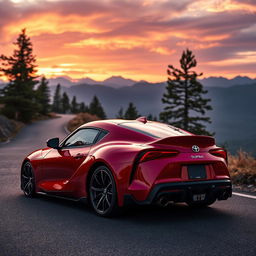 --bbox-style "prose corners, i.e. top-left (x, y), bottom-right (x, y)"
top-left (229, 151), bottom-right (256, 189)
top-left (67, 113), bottom-right (100, 132)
